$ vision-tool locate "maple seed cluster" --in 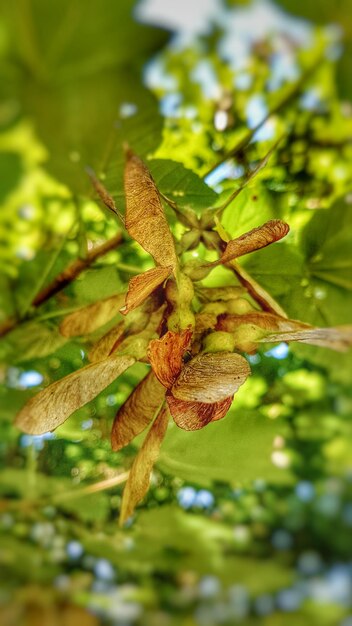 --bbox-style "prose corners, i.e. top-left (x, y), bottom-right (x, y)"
top-left (15, 148), bottom-right (352, 524)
